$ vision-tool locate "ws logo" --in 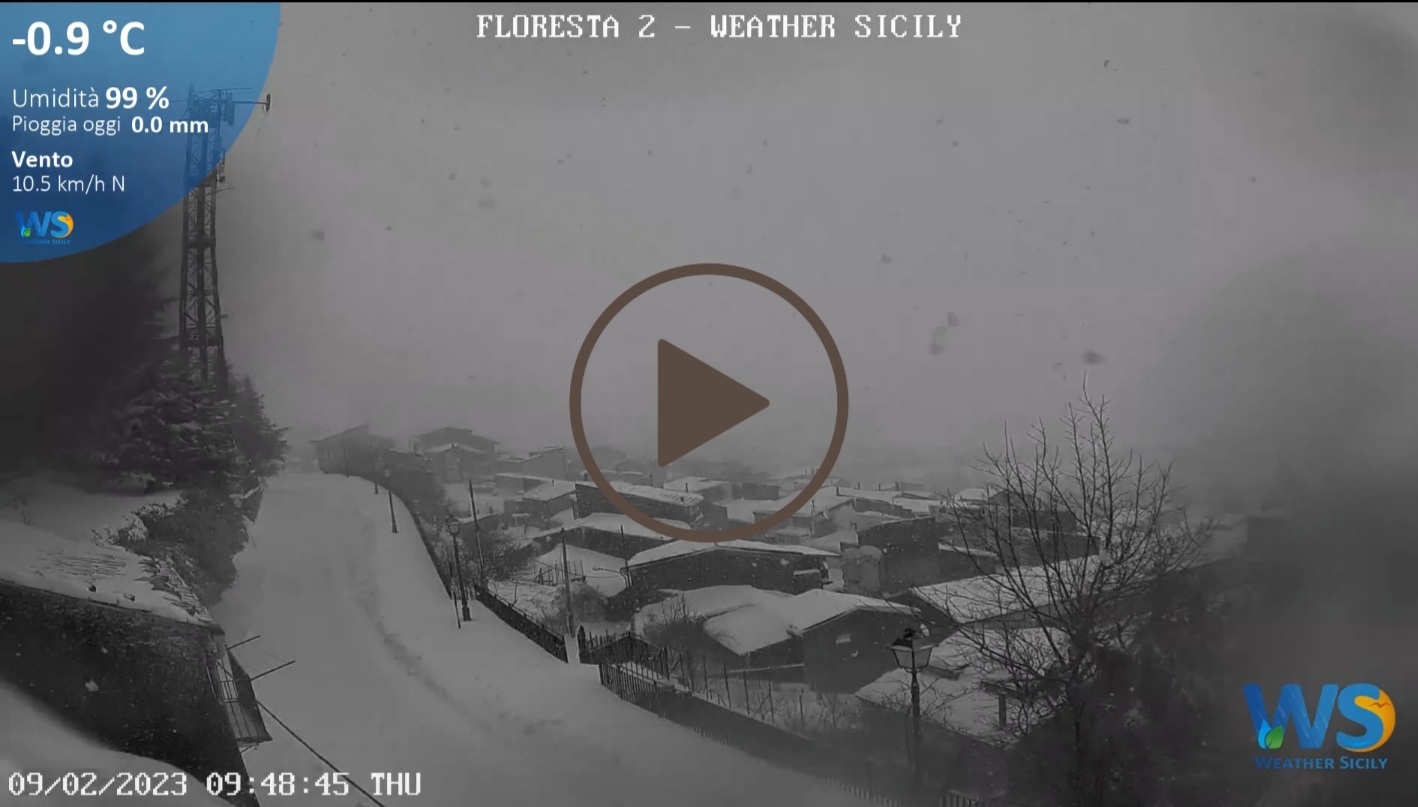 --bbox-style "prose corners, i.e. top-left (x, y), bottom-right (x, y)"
top-left (1245, 683), bottom-right (1395, 763)
top-left (15, 211), bottom-right (73, 240)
